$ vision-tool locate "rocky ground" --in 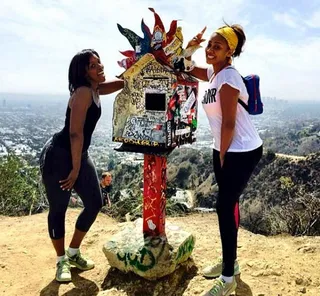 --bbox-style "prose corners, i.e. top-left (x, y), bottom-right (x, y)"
top-left (1, 209), bottom-right (320, 296)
